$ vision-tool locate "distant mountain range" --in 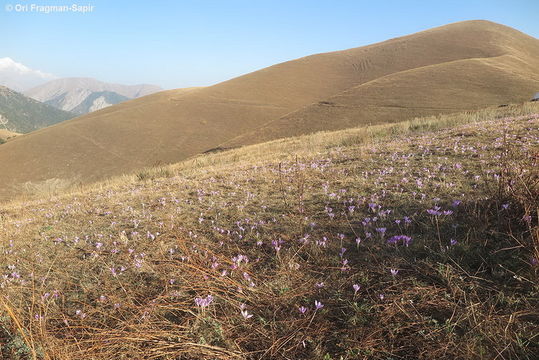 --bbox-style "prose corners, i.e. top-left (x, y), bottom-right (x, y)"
top-left (0, 85), bottom-right (75, 133)
top-left (24, 78), bottom-right (162, 114)
top-left (0, 58), bottom-right (162, 114)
